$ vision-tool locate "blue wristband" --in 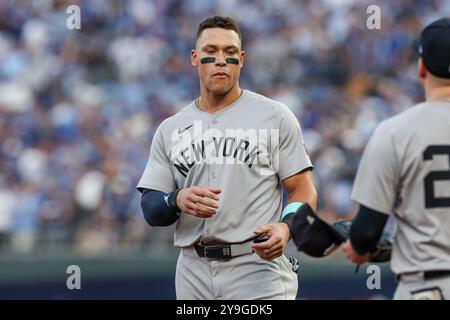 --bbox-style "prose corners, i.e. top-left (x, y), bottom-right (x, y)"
top-left (281, 202), bottom-right (303, 220)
